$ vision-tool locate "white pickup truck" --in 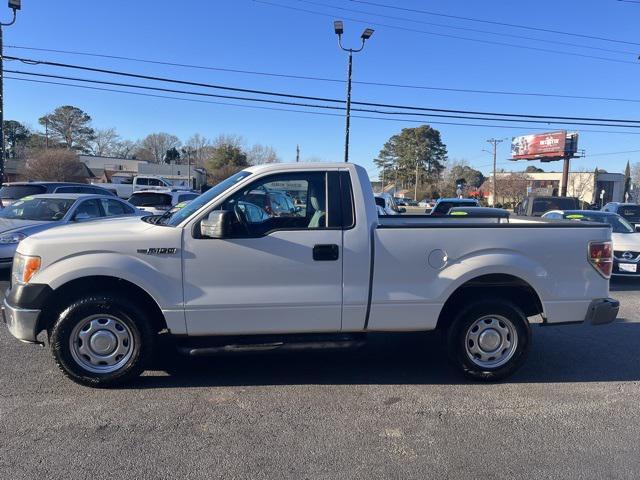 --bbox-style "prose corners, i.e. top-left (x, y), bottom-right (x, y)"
top-left (92, 175), bottom-right (174, 199)
top-left (3, 163), bottom-right (619, 387)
